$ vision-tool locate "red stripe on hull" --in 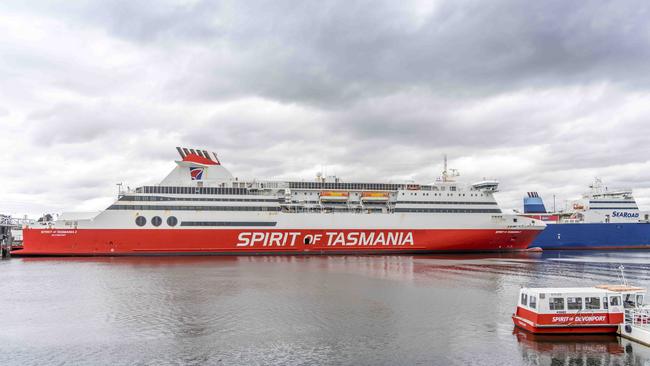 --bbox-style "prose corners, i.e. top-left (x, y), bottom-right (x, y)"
top-left (14, 228), bottom-right (542, 256)
top-left (513, 306), bottom-right (623, 334)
